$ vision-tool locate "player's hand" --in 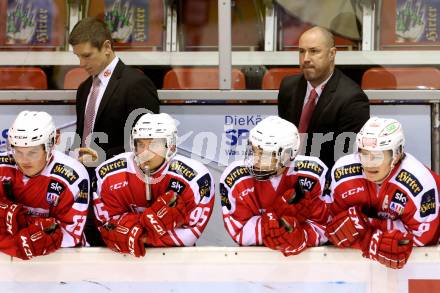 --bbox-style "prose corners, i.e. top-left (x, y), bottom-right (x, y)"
top-left (99, 214), bottom-right (146, 257)
top-left (325, 206), bottom-right (370, 248)
top-left (261, 213), bottom-right (307, 256)
top-left (0, 200), bottom-right (28, 235)
top-left (140, 191), bottom-right (187, 236)
top-left (76, 147), bottom-right (99, 167)
top-left (363, 230), bottom-right (413, 269)
top-left (16, 217), bottom-right (62, 260)
top-left (279, 187), bottom-right (313, 223)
